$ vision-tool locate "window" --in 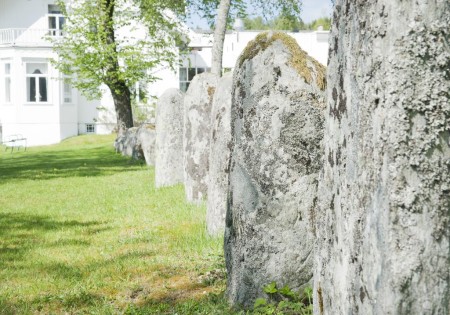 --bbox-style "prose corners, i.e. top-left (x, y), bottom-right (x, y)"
top-left (4, 63), bottom-right (11, 103)
top-left (86, 124), bottom-right (95, 133)
top-left (179, 67), bottom-right (209, 92)
top-left (26, 63), bottom-right (48, 103)
top-left (48, 5), bottom-right (65, 36)
top-left (62, 77), bottom-right (72, 103)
